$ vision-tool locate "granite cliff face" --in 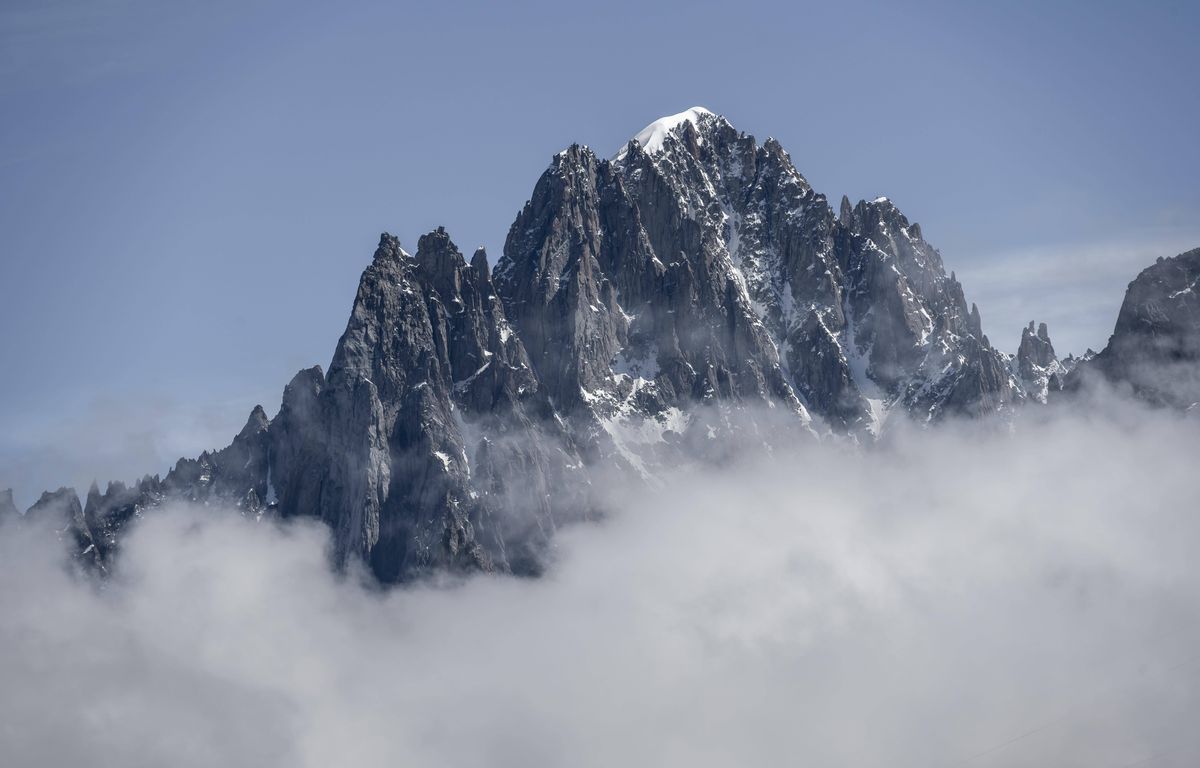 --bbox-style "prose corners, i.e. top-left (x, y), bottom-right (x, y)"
top-left (497, 108), bottom-right (1020, 442)
top-left (1015, 321), bottom-right (1065, 403)
top-left (5, 109), bottom-right (1196, 583)
top-left (266, 228), bottom-right (588, 579)
top-left (1064, 247), bottom-right (1200, 408)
